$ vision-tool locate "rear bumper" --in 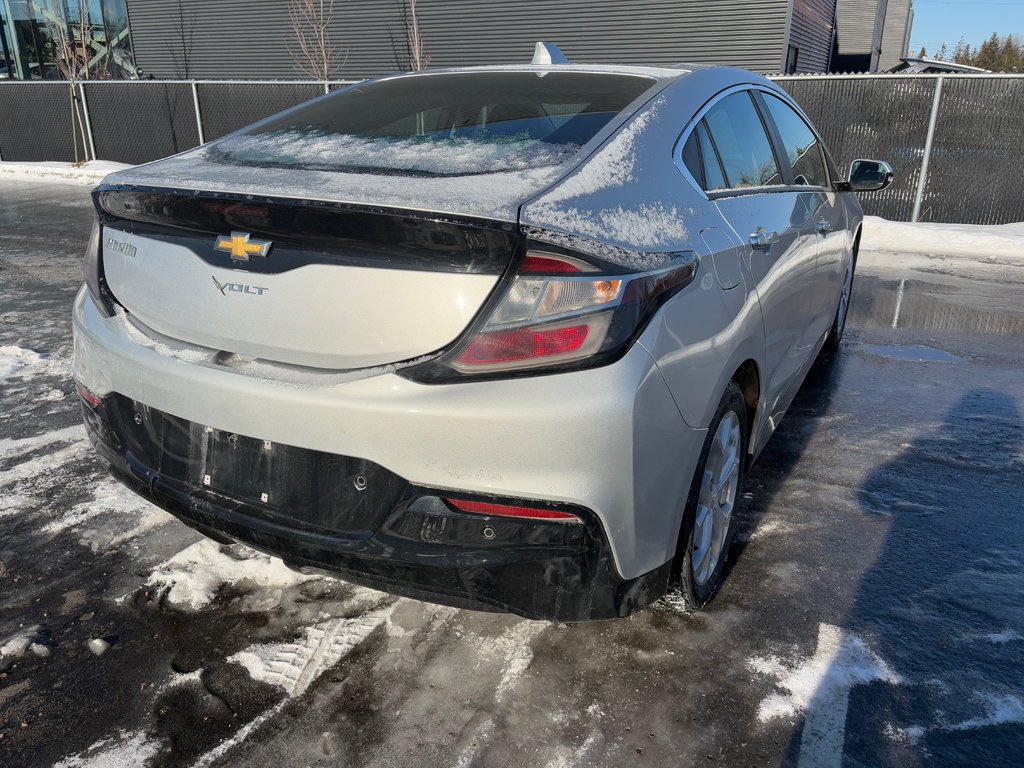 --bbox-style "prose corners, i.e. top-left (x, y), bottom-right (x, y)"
top-left (82, 392), bottom-right (670, 621)
top-left (72, 287), bottom-right (706, 614)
